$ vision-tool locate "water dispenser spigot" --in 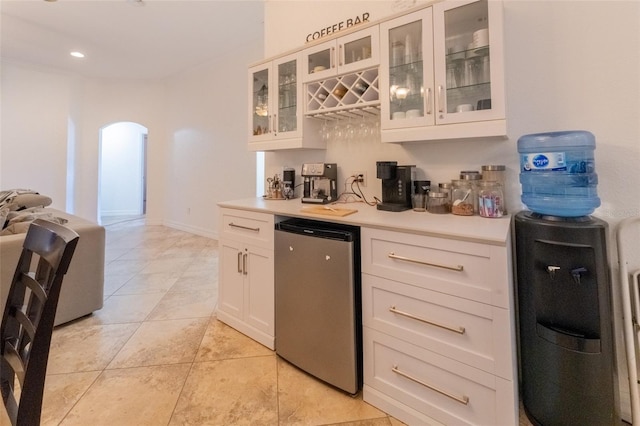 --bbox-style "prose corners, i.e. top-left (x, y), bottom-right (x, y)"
top-left (547, 265), bottom-right (561, 279)
top-left (571, 267), bottom-right (588, 285)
